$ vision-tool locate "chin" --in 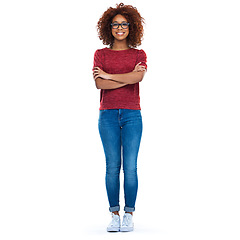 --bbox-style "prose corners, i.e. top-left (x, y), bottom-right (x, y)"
top-left (114, 34), bottom-right (128, 41)
top-left (115, 37), bottom-right (127, 41)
